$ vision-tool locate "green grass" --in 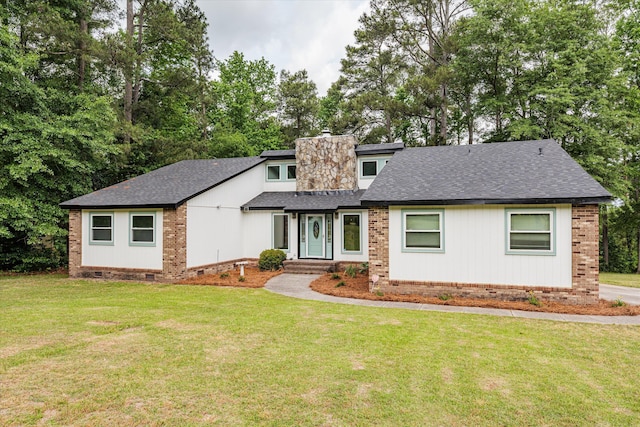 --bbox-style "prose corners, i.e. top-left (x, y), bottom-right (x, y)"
top-left (1, 275), bottom-right (640, 426)
top-left (601, 272), bottom-right (640, 288)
